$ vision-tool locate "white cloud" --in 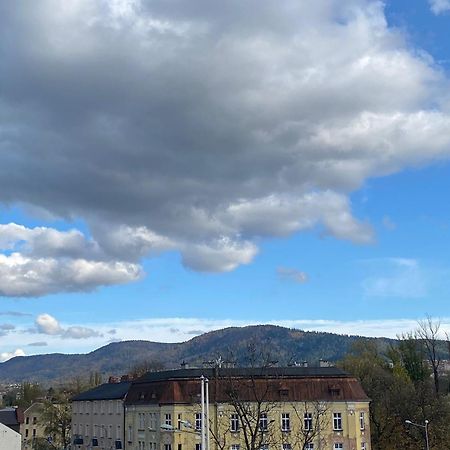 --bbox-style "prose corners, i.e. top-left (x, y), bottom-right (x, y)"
top-left (36, 313), bottom-right (63, 335)
top-left (429, 0), bottom-right (450, 14)
top-left (277, 267), bottom-right (309, 284)
top-left (0, 348), bottom-right (25, 362)
top-left (0, 224), bottom-right (142, 297)
top-left (362, 258), bottom-right (426, 298)
top-left (35, 313), bottom-right (102, 339)
top-left (0, 0), bottom-right (450, 285)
